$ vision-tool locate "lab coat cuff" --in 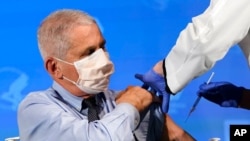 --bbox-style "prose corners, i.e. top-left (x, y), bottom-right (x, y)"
top-left (163, 59), bottom-right (174, 94)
